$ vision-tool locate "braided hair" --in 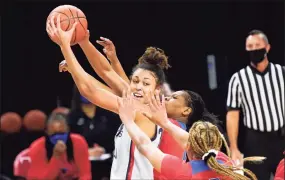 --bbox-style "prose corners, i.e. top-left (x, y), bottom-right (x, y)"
top-left (188, 121), bottom-right (258, 180)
